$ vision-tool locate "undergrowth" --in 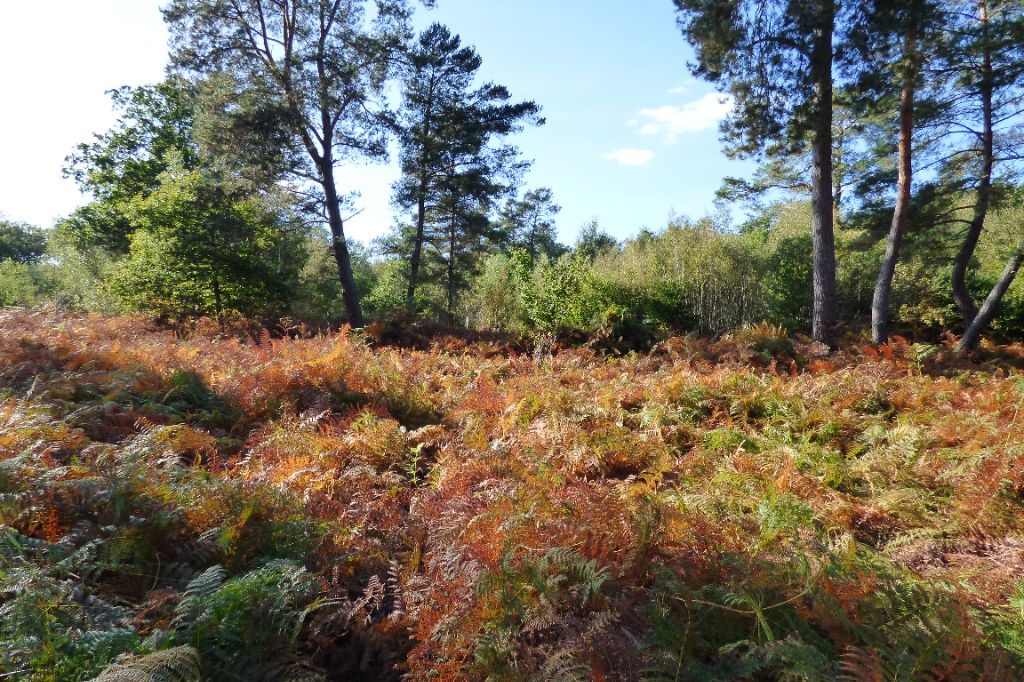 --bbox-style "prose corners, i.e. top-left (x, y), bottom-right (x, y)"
top-left (2, 309), bottom-right (1024, 680)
